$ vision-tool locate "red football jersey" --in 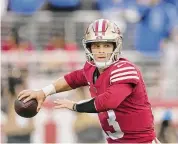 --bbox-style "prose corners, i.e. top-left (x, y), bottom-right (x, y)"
top-left (64, 58), bottom-right (156, 143)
